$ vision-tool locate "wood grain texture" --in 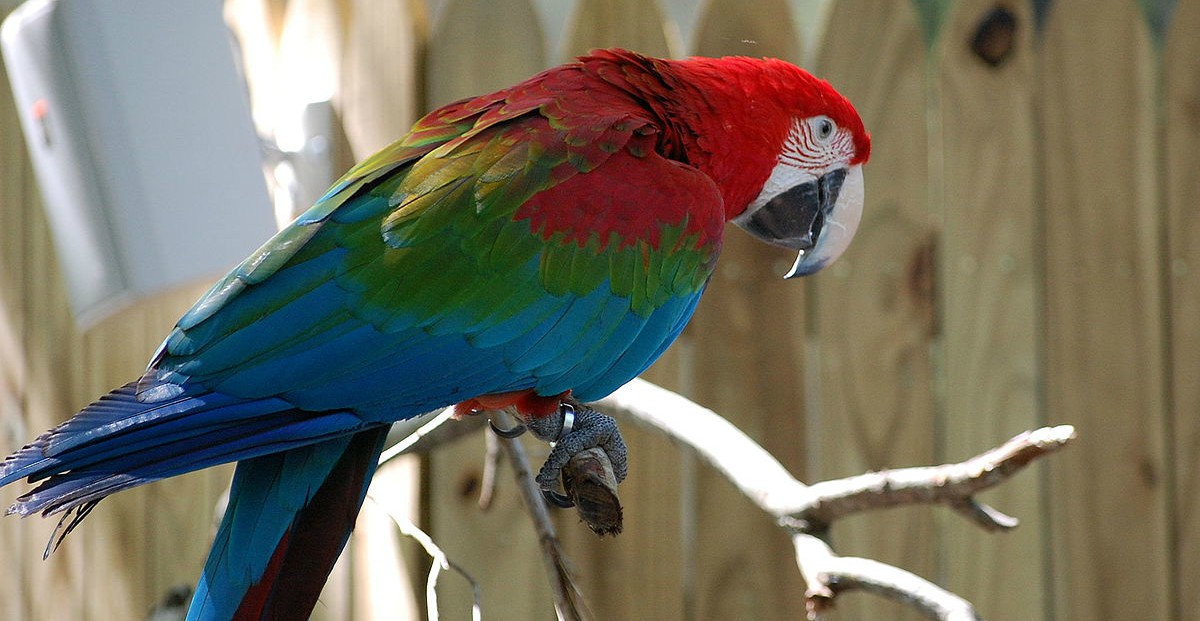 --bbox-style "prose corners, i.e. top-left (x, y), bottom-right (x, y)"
top-left (0, 315), bottom-right (23, 621)
top-left (340, 0), bottom-right (422, 158)
top-left (561, 0), bottom-right (674, 60)
top-left (80, 305), bottom-right (156, 620)
top-left (936, 2), bottom-right (1045, 619)
top-left (425, 0), bottom-right (546, 109)
top-left (1164, 1), bottom-right (1200, 618)
top-left (19, 130), bottom-right (89, 621)
top-left (429, 433), bottom-right (556, 620)
top-left (682, 6), bottom-right (811, 620)
top-left (693, 0), bottom-right (799, 62)
top-left (1037, 1), bottom-right (1172, 619)
top-left (0, 5), bottom-right (31, 614)
top-left (812, 2), bottom-right (937, 620)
